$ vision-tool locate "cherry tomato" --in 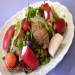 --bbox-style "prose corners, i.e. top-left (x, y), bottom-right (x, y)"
top-left (21, 19), bottom-right (30, 32)
top-left (53, 18), bottom-right (67, 34)
top-left (4, 52), bottom-right (17, 69)
top-left (3, 25), bottom-right (15, 50)
top-left (41, 3), bottom-right (53, 20)
top-left (21, 46), bottom-right (39, 70)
